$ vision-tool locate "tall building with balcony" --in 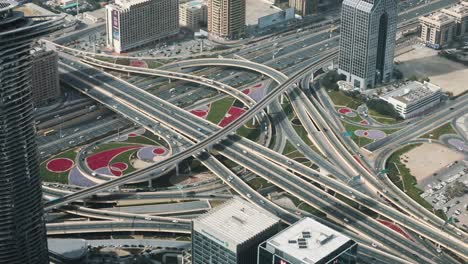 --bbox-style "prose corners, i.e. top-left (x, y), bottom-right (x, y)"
top-left (208, 0), bottom-right (245, 40)
top-left (106, 0), bottom-right (179, 53)
top-left (191, 197), bottom-right (280, 264)
top-left (338, 0), bottom-right (397, 90)
top-left (0, 1), bottom-right (64, 263)
top-left (179, 0), bottom-right (207, 31)
top-left (31, 48), bottom-right (60, 106)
